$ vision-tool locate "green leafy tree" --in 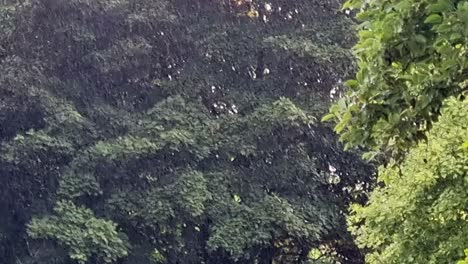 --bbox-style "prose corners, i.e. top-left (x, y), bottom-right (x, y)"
top-left (0, 0), bottom-right (371, 263)
top-left (327, 0), bottom-right (468, 263)
top-left (325, 0), bottom-right (468, 159)
top-left (349, 97), bottom-right (468, 263)
top-left (28, 201), bottom-right (129, 264)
